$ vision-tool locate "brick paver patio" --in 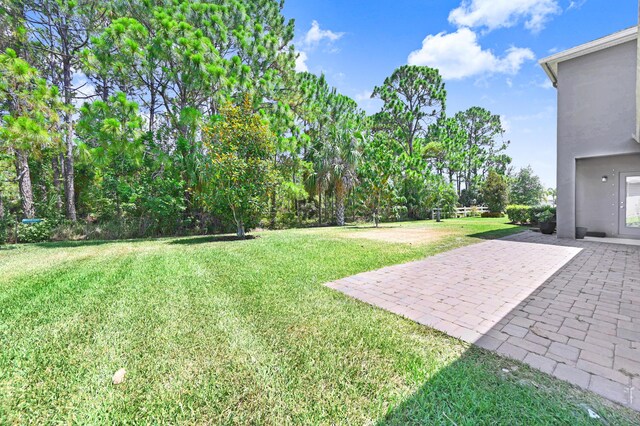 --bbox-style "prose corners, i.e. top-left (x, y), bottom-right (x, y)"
top-left (326, 231), bottom-right (640, 410)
